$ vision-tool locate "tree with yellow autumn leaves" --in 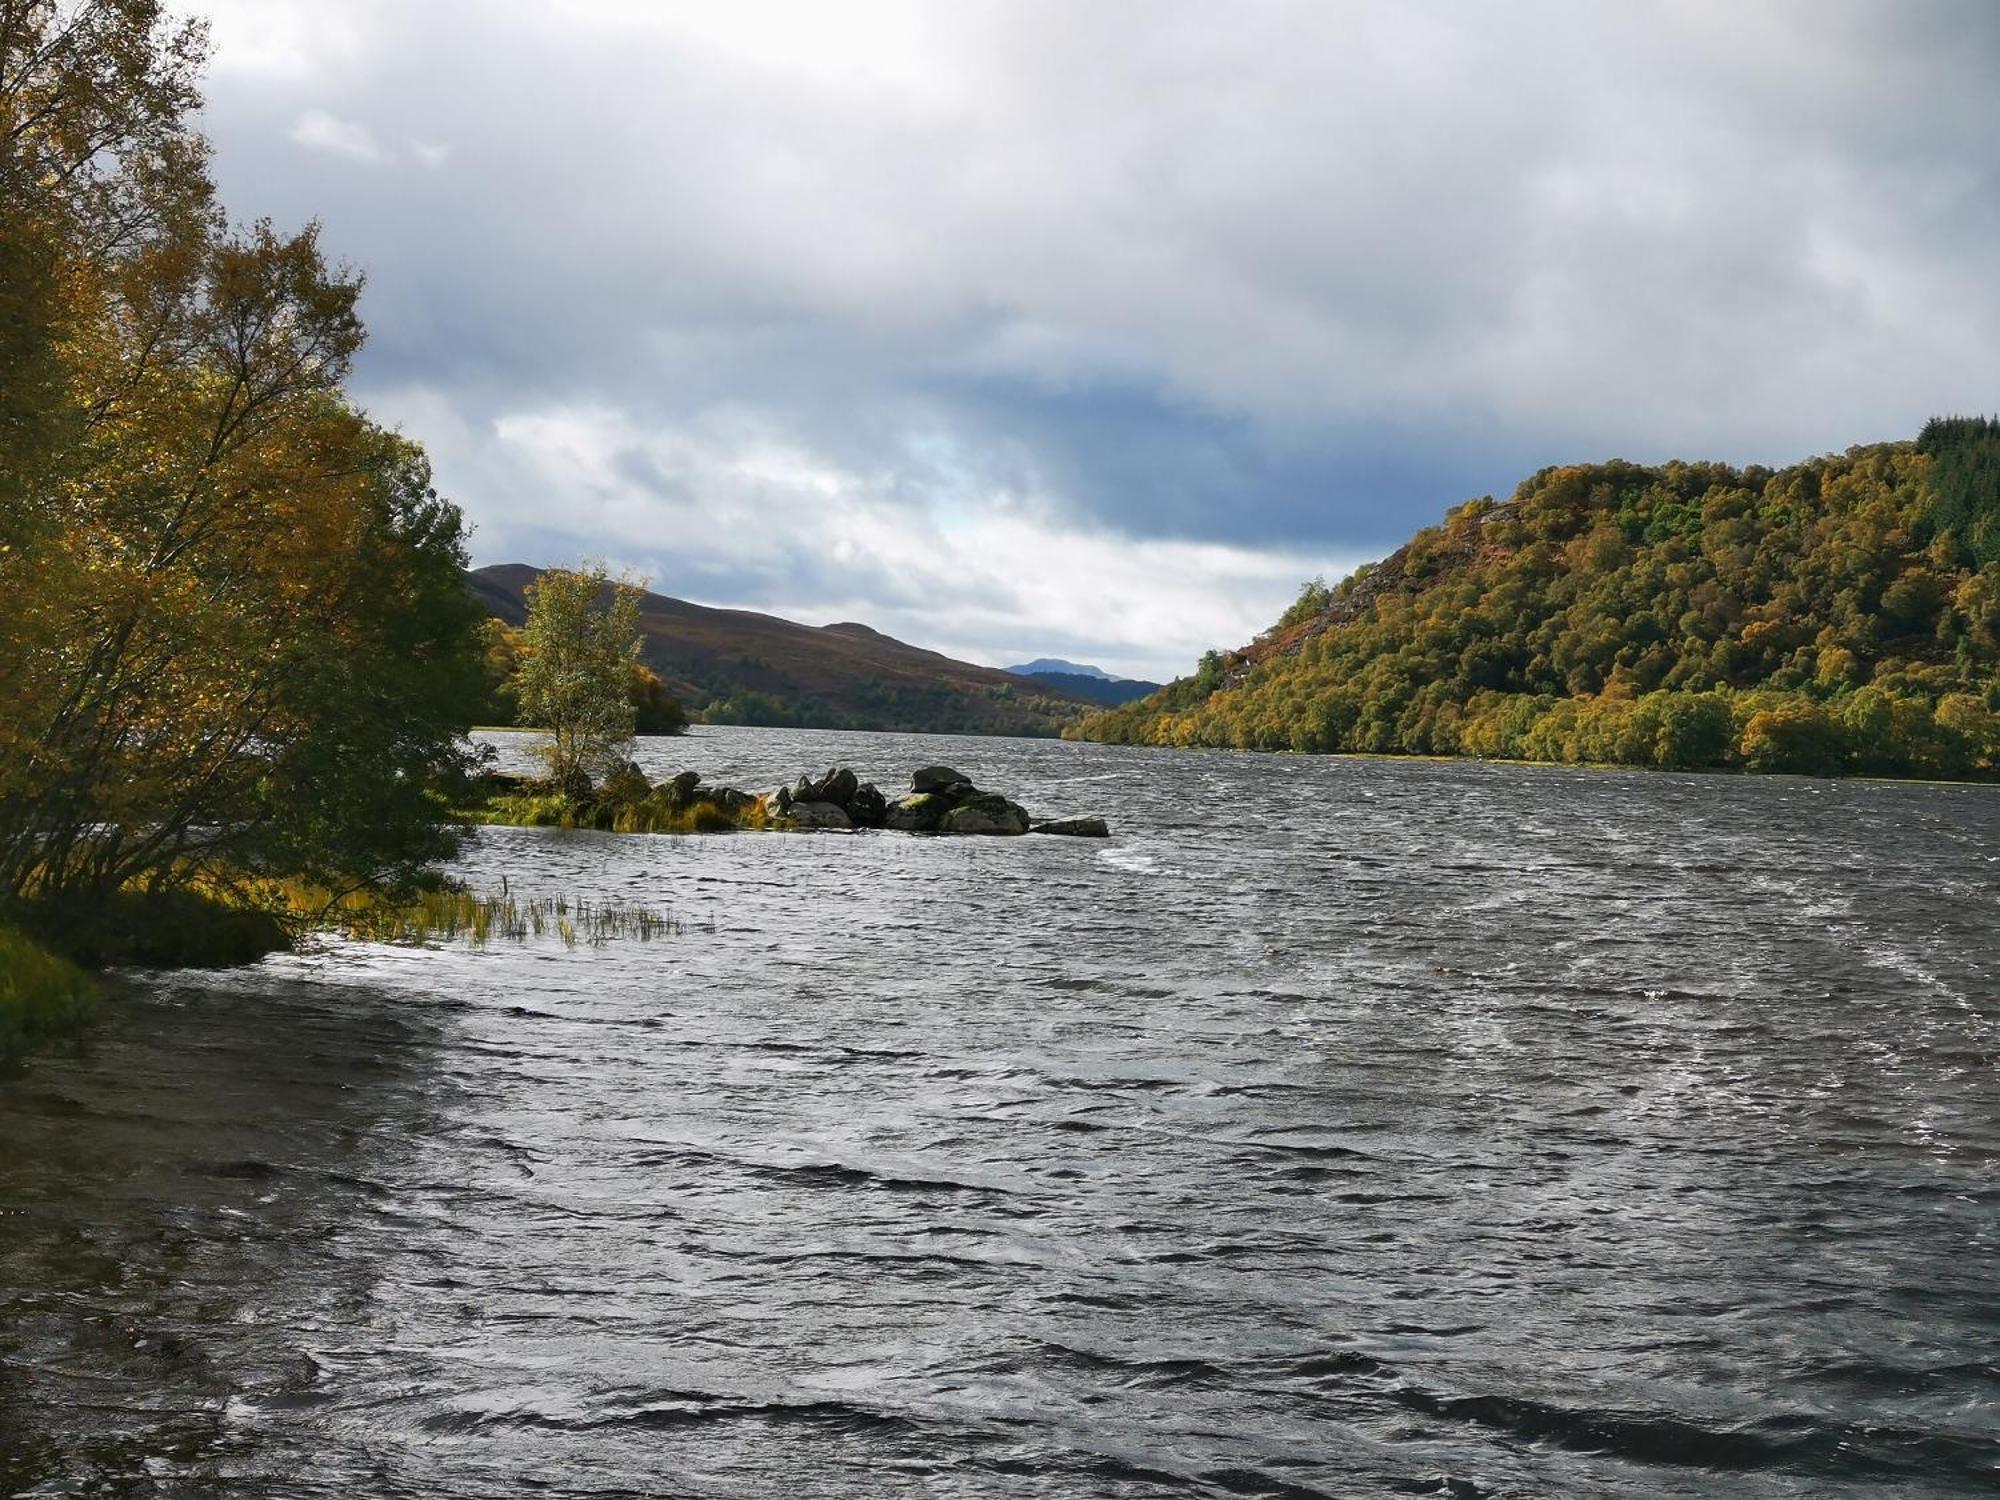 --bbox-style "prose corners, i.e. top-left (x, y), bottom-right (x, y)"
top-left (0, 2), bottom-right (486, 919)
